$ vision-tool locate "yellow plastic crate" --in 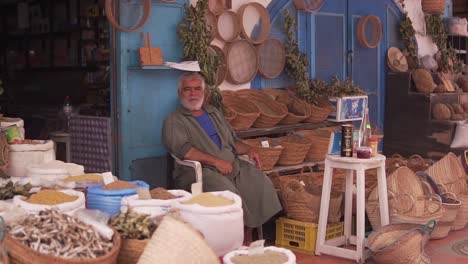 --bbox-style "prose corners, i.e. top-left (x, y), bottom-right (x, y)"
top-left (275, 217), bottom-right (344, 255)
